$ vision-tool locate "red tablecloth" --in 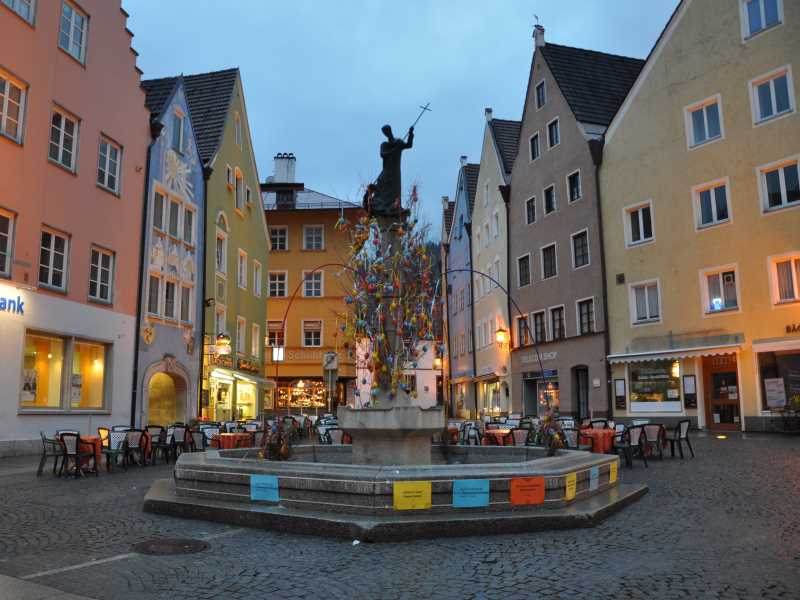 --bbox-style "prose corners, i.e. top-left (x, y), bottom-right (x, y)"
top-left (579, 428), bottom-right (615, 453)
top-left (482, 428), bottom-right (512, 446)
top-left (213, 432), bottom-right (253, 449)
top-left (447, 427), bottom-right (460, 444)
top-left (78, 435), bottom-right (103, 467)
